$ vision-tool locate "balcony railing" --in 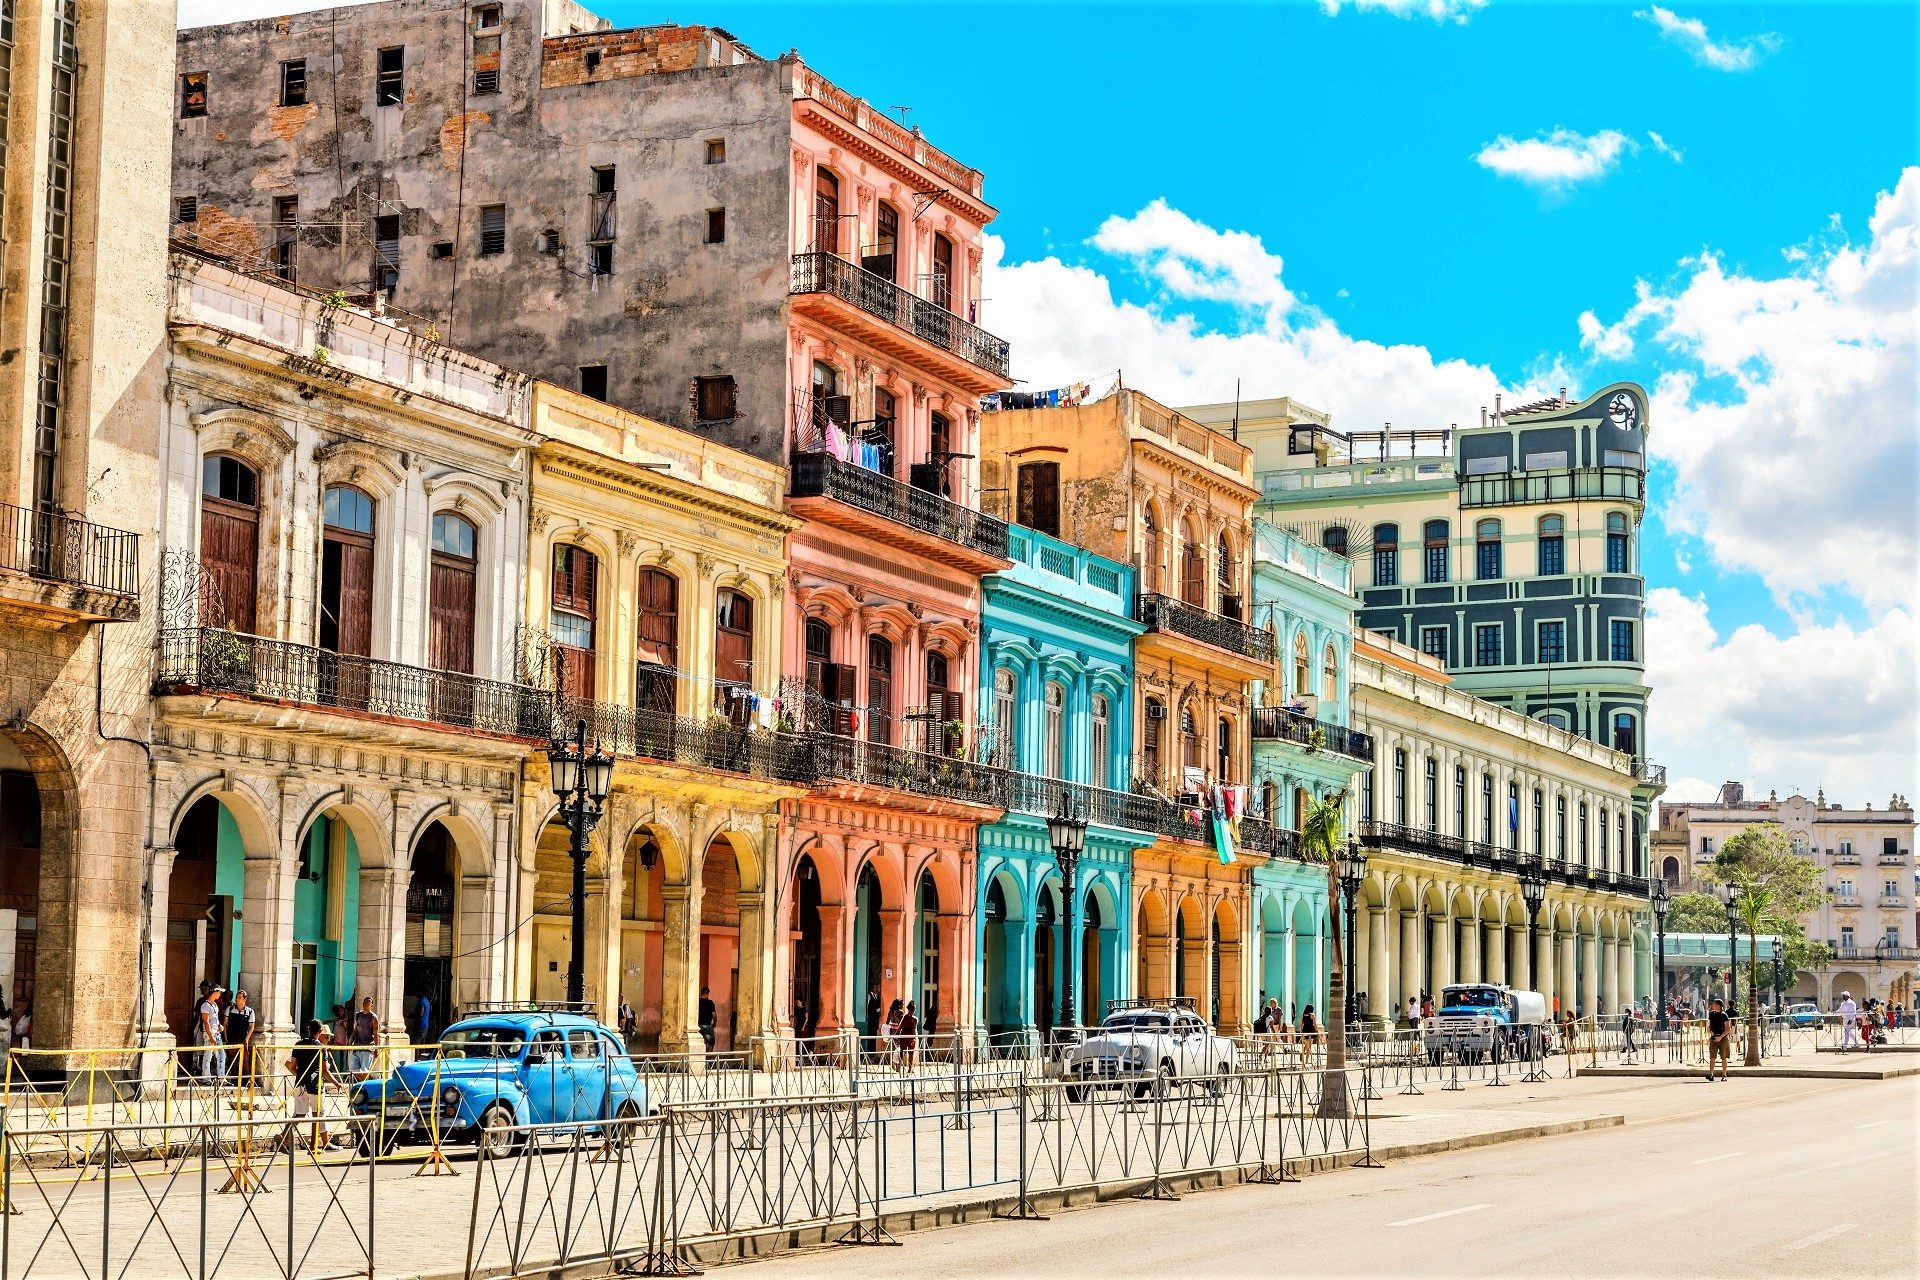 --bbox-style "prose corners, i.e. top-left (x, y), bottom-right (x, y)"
top-left (806, 734), bottom-right (1009, 809)
top-left (1878, 895), bottom-right (1908, 908)
top-left (791, 252), bottom-right (1010, 379)
top-left (1833, 852), bottom-right (1862, 865)
top-left (557, 699), bottom-right (814, 785)
top-left (1880, 854), bottom-right (1911, 865)
top-left (1250, 707), bottom-right (1375, 762)
top-left (1002, 771), bottom-right (1168, 834)
top-left (1, 500), bottom-right (140, 598)
top-left (1832, 895), bottom-right (1862, 909)
top-left (1135, 592), bottom-right (1277, 663)
top-left (1360, 820), bottom-right (1649, 896)
top-left (1457, 466), bottom-right (1645, 510)
top-left (156, 627), bottom-right (553, 737)
top-left (789, 450), bottom-right (1010, 560)
top-left (1830, 944), bottom-right (1920, 962)
top-left (1633, 759), bottom-right (1667, 788)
